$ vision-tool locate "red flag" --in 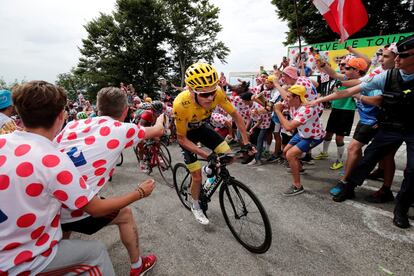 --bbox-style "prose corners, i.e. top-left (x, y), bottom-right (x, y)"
top-left (313, 0), bottom-right (368, 42)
